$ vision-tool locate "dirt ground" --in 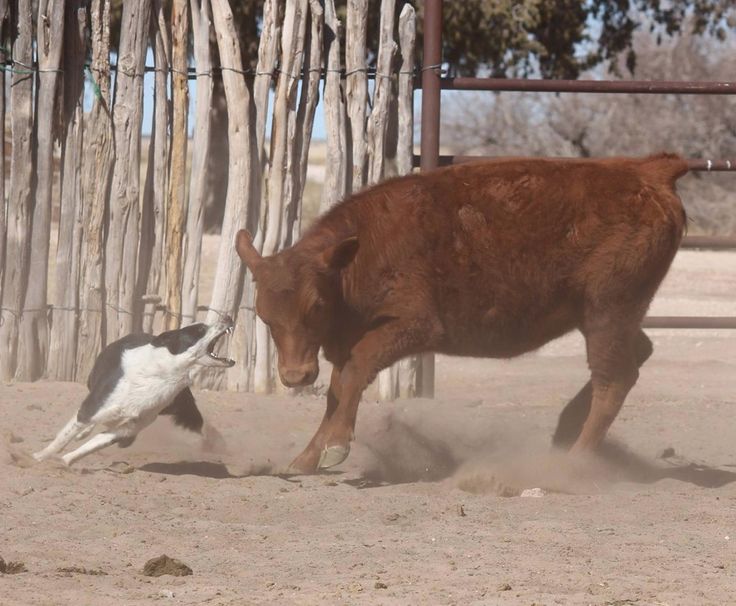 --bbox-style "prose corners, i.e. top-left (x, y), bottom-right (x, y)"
top-left (1, 250), bottom-right (735, 605)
